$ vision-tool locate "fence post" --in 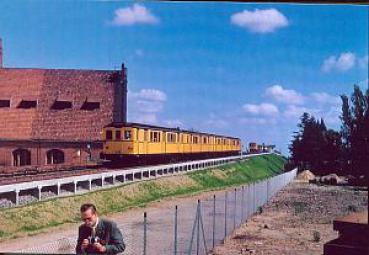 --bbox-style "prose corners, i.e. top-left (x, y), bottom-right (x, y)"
top-left (199, 200), bottom-right (208, 254)
top-left (197, 200), bottom-right (200, 255)
top-left (174, 205), bottom-right (178, 255)
top-left (212, 194), bottom-right (216, 249)
top-left (223, 191), bottom-right (227, 240)
top-left (252, 183), bottom-right (256, 213)
top-left (233, 188), bottom-right (237, 230)
top-left (187, 201), bottom-right (199, 255)
top-left (241, 186), bottom-right (244, 222)
top-left (143, 212), bottom-right (147, 255)
top-left (267, 178), bottom-right (269, 202)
